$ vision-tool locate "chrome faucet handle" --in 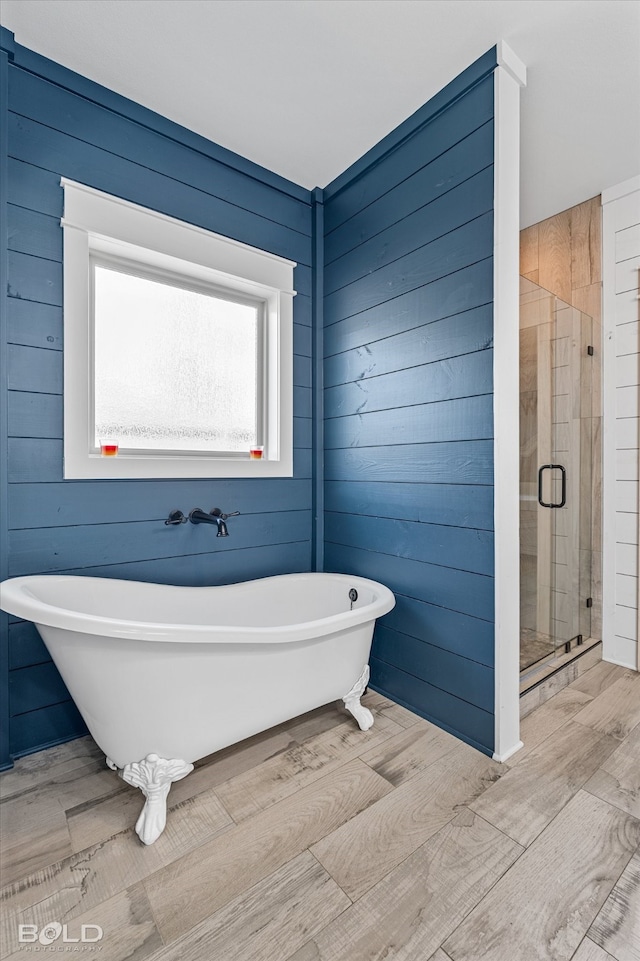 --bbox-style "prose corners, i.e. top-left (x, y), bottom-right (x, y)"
top-left (210, 508), bottom-right (241, 520)
top-left (165, 510), bottom-right (187, 526)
